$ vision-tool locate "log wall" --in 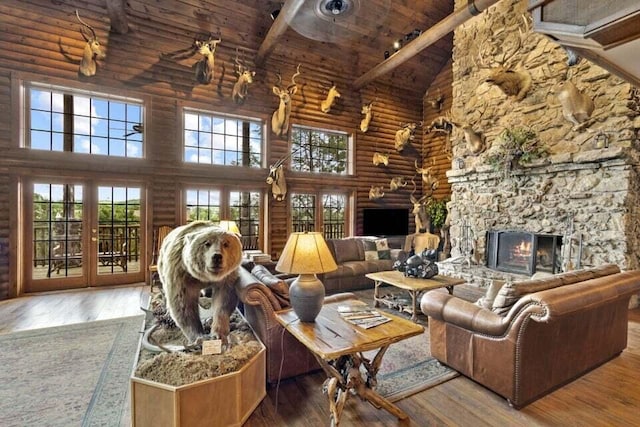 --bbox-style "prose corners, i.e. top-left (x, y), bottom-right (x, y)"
top-left (0, 0), bottom-right (452, 299)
